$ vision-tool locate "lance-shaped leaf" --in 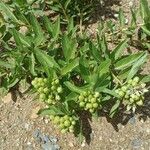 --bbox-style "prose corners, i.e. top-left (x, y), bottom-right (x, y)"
top-left (61, 58), bottom-right (79, 76)
top-left (114, 52), bottom-right (145, 70)
top-left (111, 39), bottom-right (128, 60)
top-left (0, 2), bottom-right (21, 24)
top-left (127, 52), bottom-right (147, 80)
